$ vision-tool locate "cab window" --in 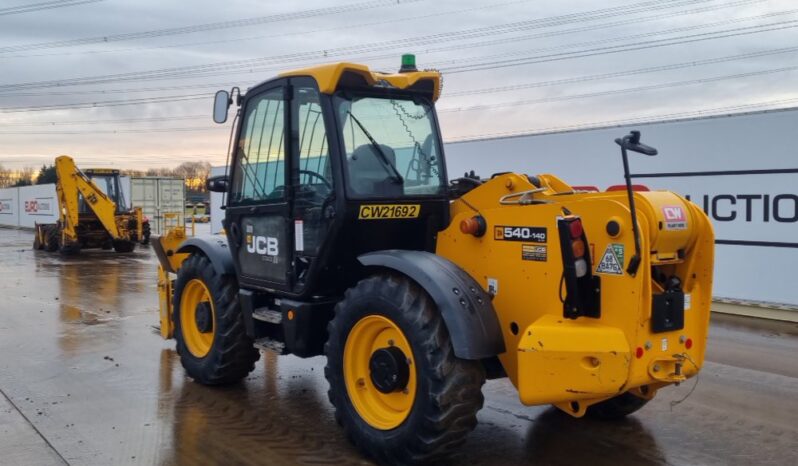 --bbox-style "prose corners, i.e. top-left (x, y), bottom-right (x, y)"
top-left (231, 88), bottom-right (286, 204)
top-left (334, 94), bottom-right (445, 199)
